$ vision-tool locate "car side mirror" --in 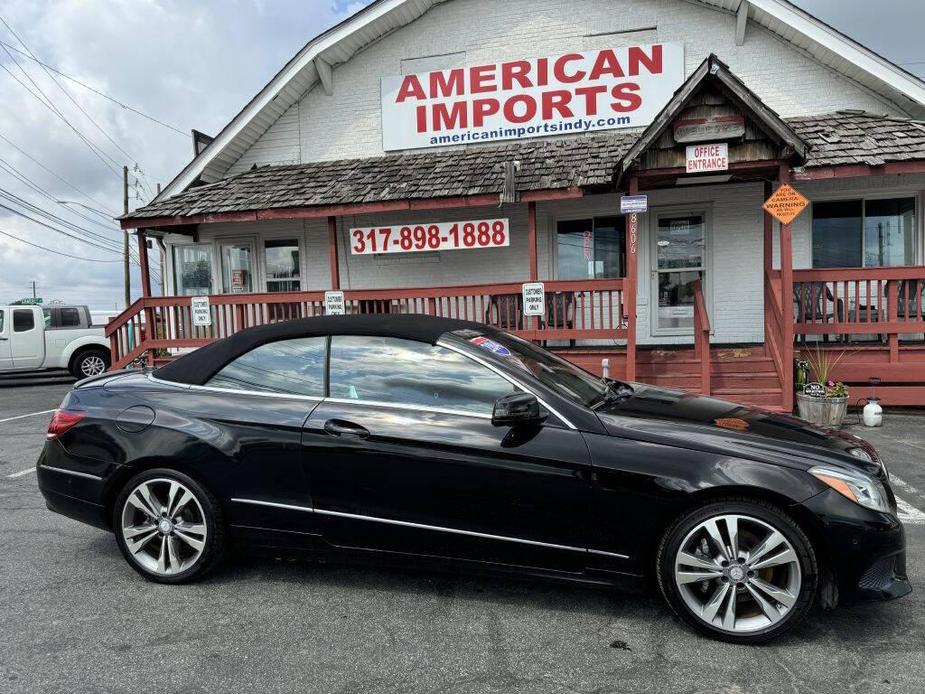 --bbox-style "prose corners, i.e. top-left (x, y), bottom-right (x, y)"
top-left (492, 392), bottom-right (545, 427)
